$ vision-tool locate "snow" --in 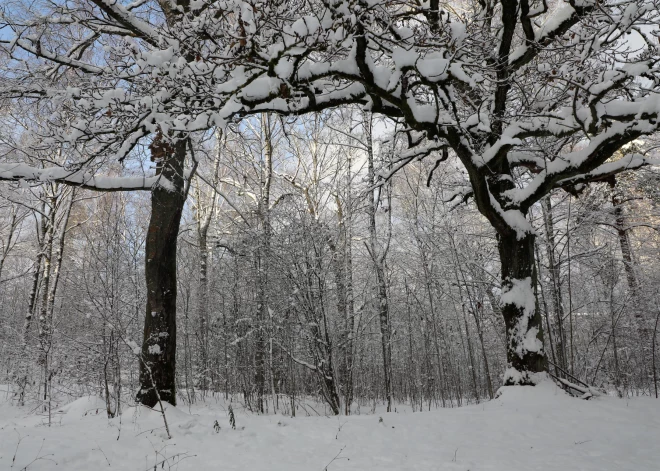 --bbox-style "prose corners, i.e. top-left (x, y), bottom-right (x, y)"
top-left (1, 382), bottom-right (658, 470)
top-left (392, 47), bottom-right (418, 69)
top-left (0, 163), bottom-right (172, 192)
top-left (487, 192), bottom-right (535, 239)
top-left (449, 22), bottom-right (467, 44)
top-left (148, 344), bottom-right (162, 355)
top-left (535, 3), bottom-right (577, 42)
top-left (126, 340), bottom-right (141, 355)
top-left (290, 16), bottom-right (321, 37)
top-left (500, 276), bottom-right (543, 360)
top-left (56, 396), bottom-right (108, 417)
